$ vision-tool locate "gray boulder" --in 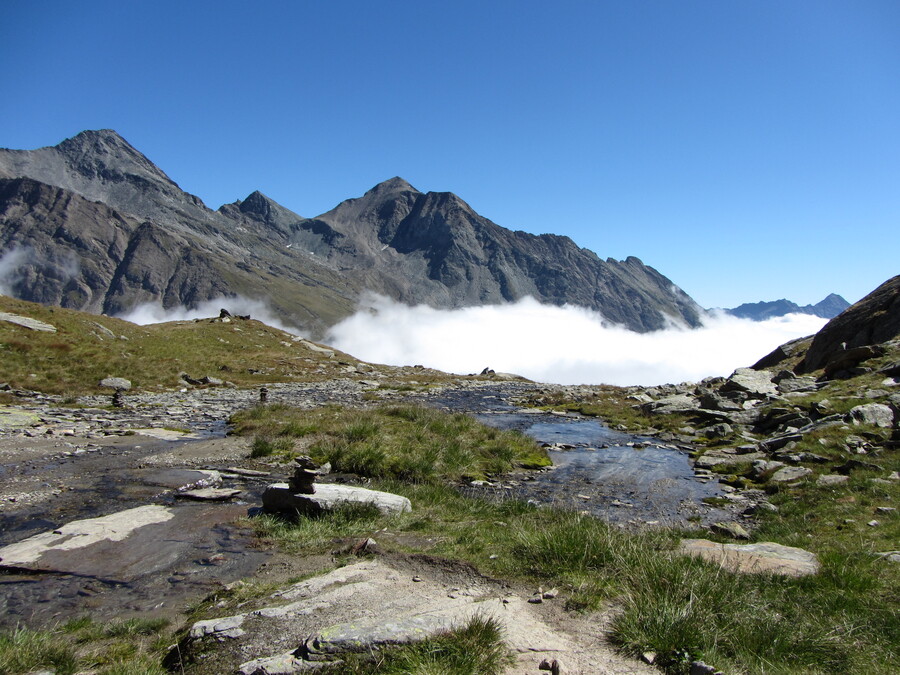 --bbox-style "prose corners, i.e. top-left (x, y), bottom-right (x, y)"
top-left (770, 466), bottom-right (813, 483)
top-left (262, 483), bottom-right (412, 517)
top-left (680, 539), bottom-right (820, 577)
top-left (641, 394), bottom-right (699, 415)
top-left (721, 368), bottom-right (778, 398)
top-left (849, 403), bottom-right (895, 428)
top-left (99, 376), bottom-right (131, 391)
